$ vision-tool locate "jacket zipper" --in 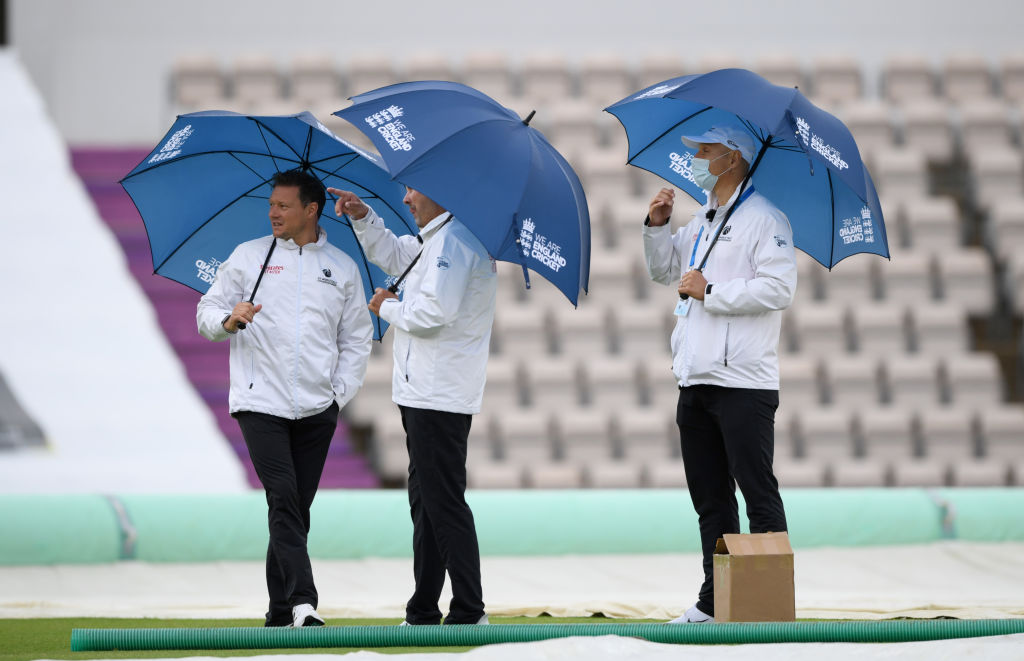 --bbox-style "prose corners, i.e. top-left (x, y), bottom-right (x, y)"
top-left (724, 323), bottom-right (730, 367)
top-left (404, 340), bottom-right (412, 382)
top-left (249, 352), bottom-right (254, 389)
top-left (293, 246), bottom-right (304, 417)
